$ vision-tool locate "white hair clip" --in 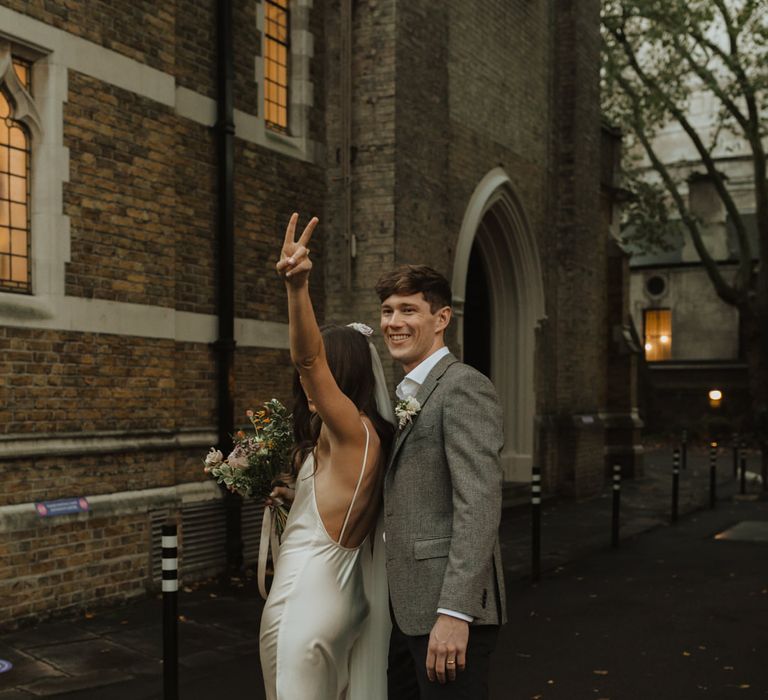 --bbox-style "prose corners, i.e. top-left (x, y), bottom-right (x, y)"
top-left (347, 322), bottom-right (374, 337)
